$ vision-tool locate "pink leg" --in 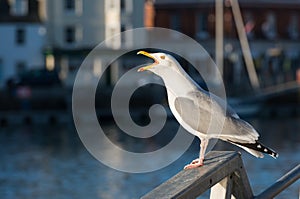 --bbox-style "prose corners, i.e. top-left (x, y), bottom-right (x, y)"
top-left (184, 138), bottom-right (208, 170)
